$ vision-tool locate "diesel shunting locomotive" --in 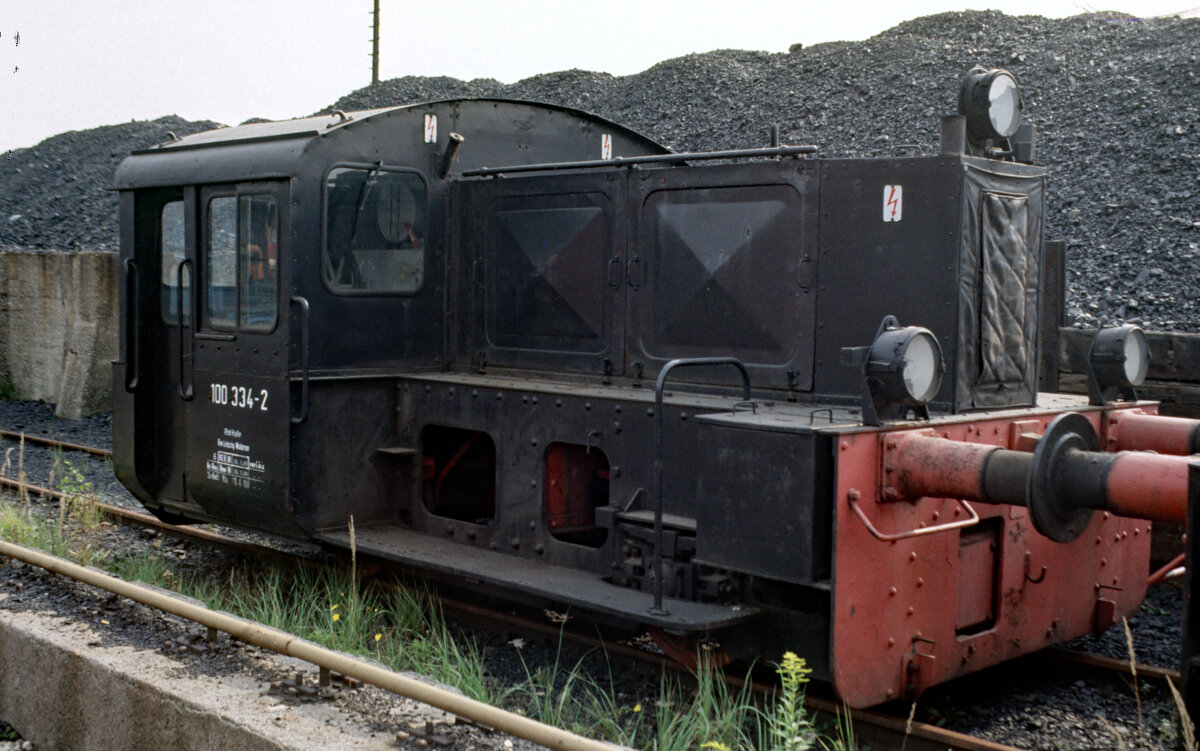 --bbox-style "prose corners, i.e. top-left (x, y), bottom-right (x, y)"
top-left (112, 69), bottom-right (1200, 708)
